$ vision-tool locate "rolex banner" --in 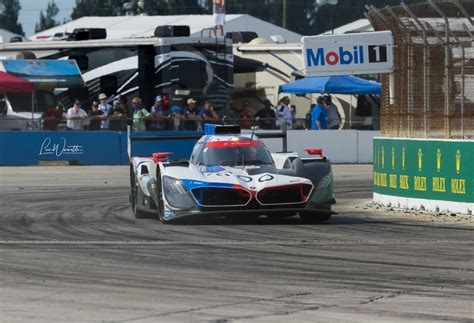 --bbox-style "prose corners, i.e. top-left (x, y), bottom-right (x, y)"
top-left (373, 137), bottom-right (474, 204)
